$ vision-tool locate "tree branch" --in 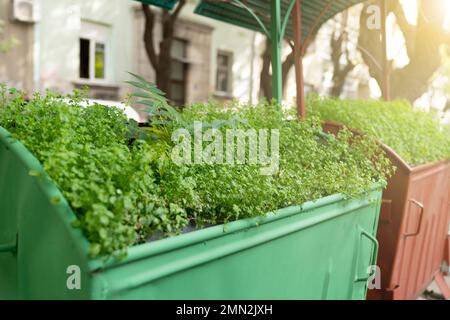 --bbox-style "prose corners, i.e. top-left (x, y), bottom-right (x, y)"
top-left (282, 48), bottom-right (295, 96)
top-left (142, 4), bottom-right (159, 70)
top-left (170, 0), bottom-right (186, 22)
top-left (390, 1), bottom-right (415, 57)
top-left (359, 0), bottom-right (450, 102)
